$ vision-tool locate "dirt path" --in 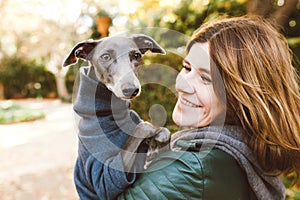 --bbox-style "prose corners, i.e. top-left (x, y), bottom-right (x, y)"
top-left (0, 99), bottom-right (79, 200)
